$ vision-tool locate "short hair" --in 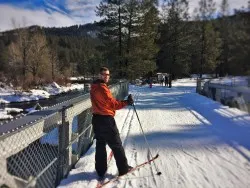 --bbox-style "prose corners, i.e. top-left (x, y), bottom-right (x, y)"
top-left (100, 66), bottom-right (109, 73)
